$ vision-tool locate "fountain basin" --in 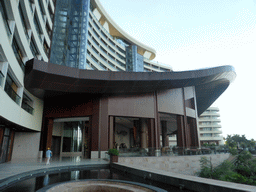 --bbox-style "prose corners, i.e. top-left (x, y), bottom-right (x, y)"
top-left (37, 179), bottom-right (167, 192)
